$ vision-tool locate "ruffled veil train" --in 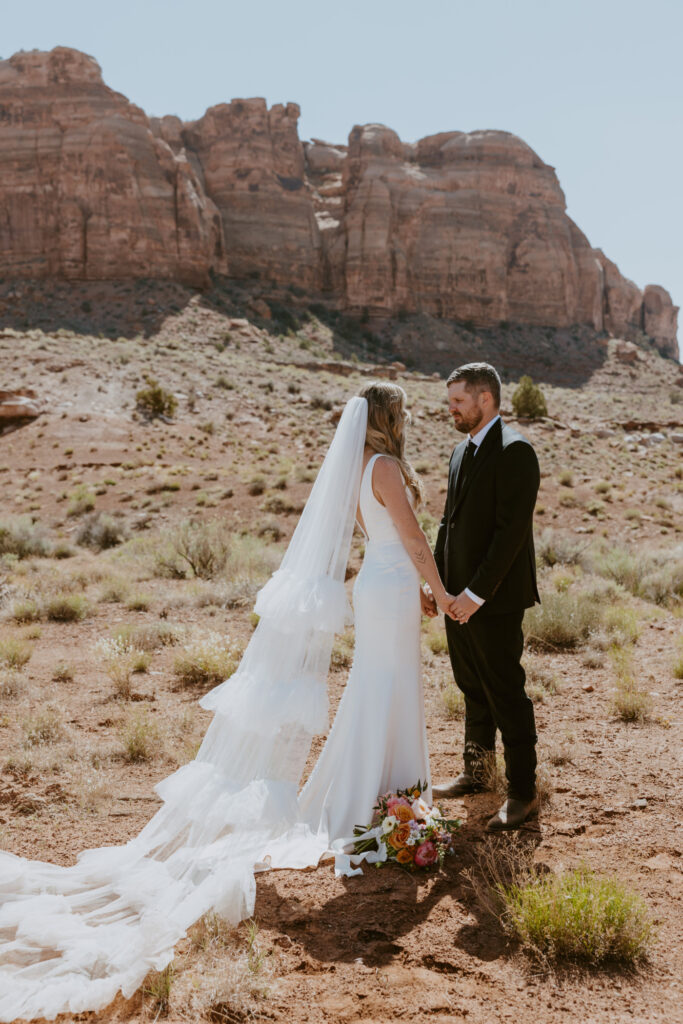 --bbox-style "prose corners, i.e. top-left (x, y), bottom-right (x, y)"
top-left (0, 397), bottom-right (369, 1022)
